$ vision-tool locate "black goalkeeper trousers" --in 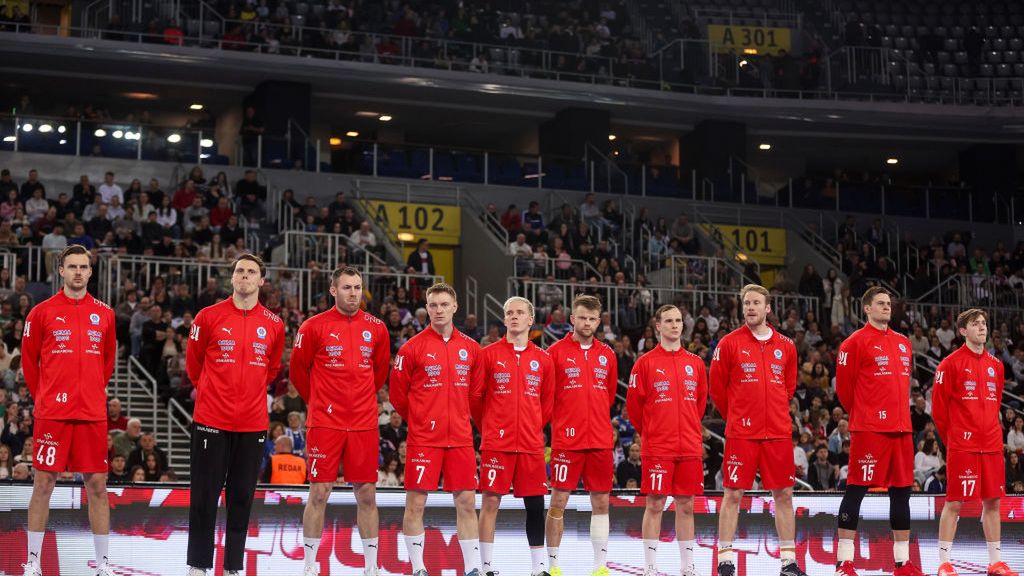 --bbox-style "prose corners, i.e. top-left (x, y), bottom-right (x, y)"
top-left (186, 422), bottom-right (266, 571)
